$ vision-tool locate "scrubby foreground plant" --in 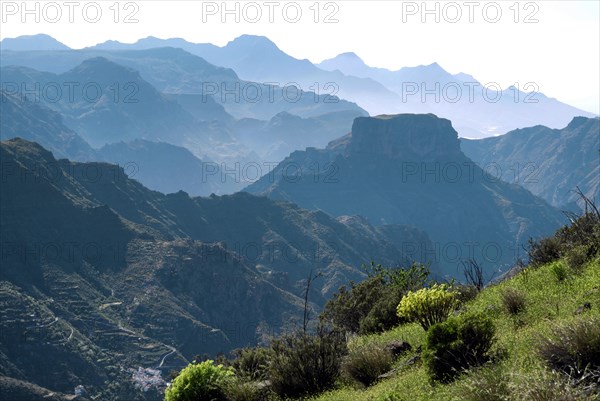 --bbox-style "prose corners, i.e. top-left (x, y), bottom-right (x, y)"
top-left (341, 343), bottom-right (393, 387)
top-left (165, 360), bottom-right (234, 401)
top-left (397, 283), bottom-right (458, 331)
top-left (539, 316), bottom-right (600, 388)
top-left (423, 312), bottom-right (496, 383)
top-left (268, 325), bottom-right (347, 398)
